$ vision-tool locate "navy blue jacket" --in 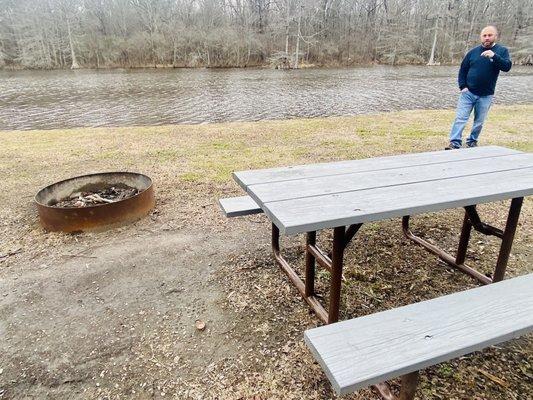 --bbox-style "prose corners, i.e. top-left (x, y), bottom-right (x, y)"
top-left (458, 44), bottom-right (512, 96)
